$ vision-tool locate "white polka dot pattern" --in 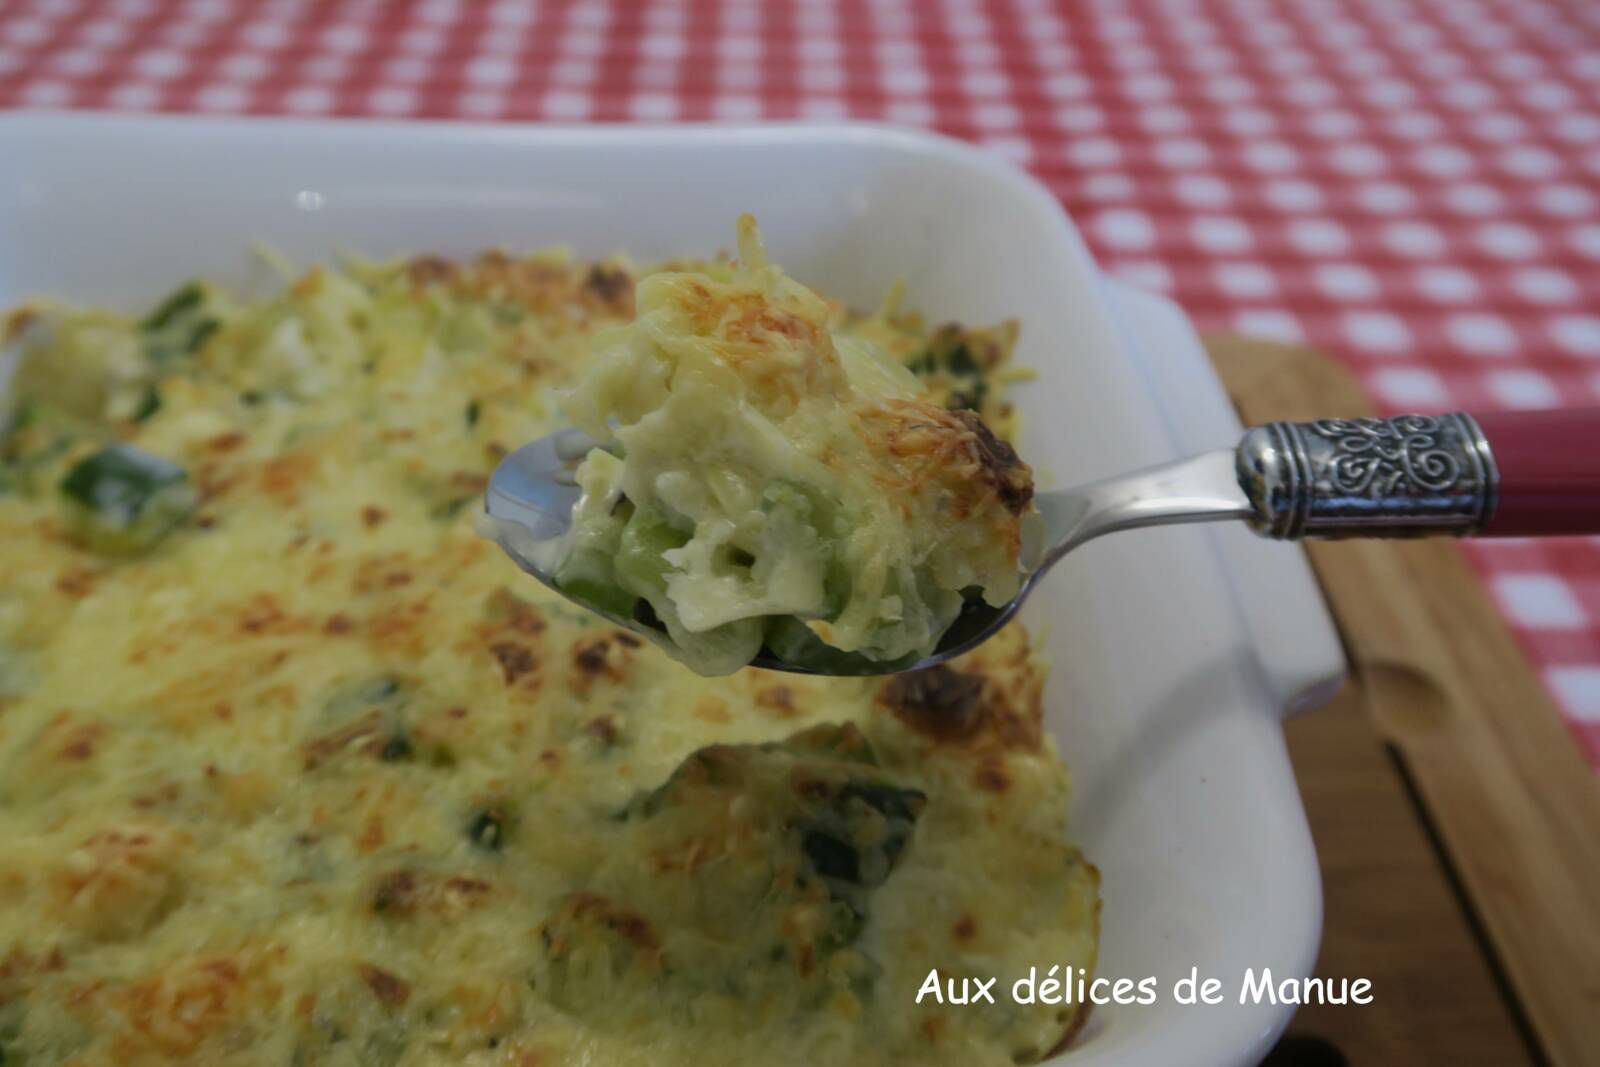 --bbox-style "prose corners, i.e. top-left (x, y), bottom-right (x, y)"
top-left (0, 0), bottom-right (1597, 762)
